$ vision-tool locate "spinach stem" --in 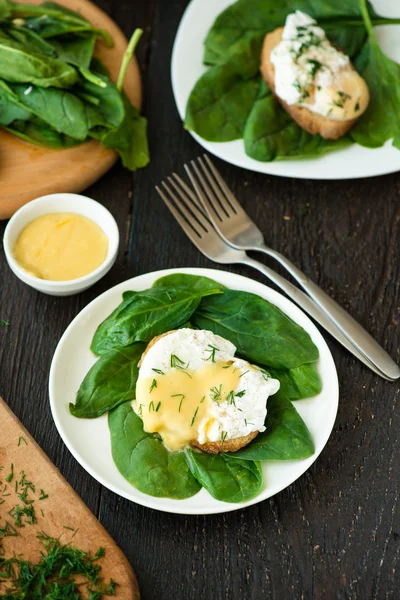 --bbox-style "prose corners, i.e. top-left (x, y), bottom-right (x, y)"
top-left (117, 28), bottom-right (143, 91)
top-left (359, 0), bottom-right (375, 39)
